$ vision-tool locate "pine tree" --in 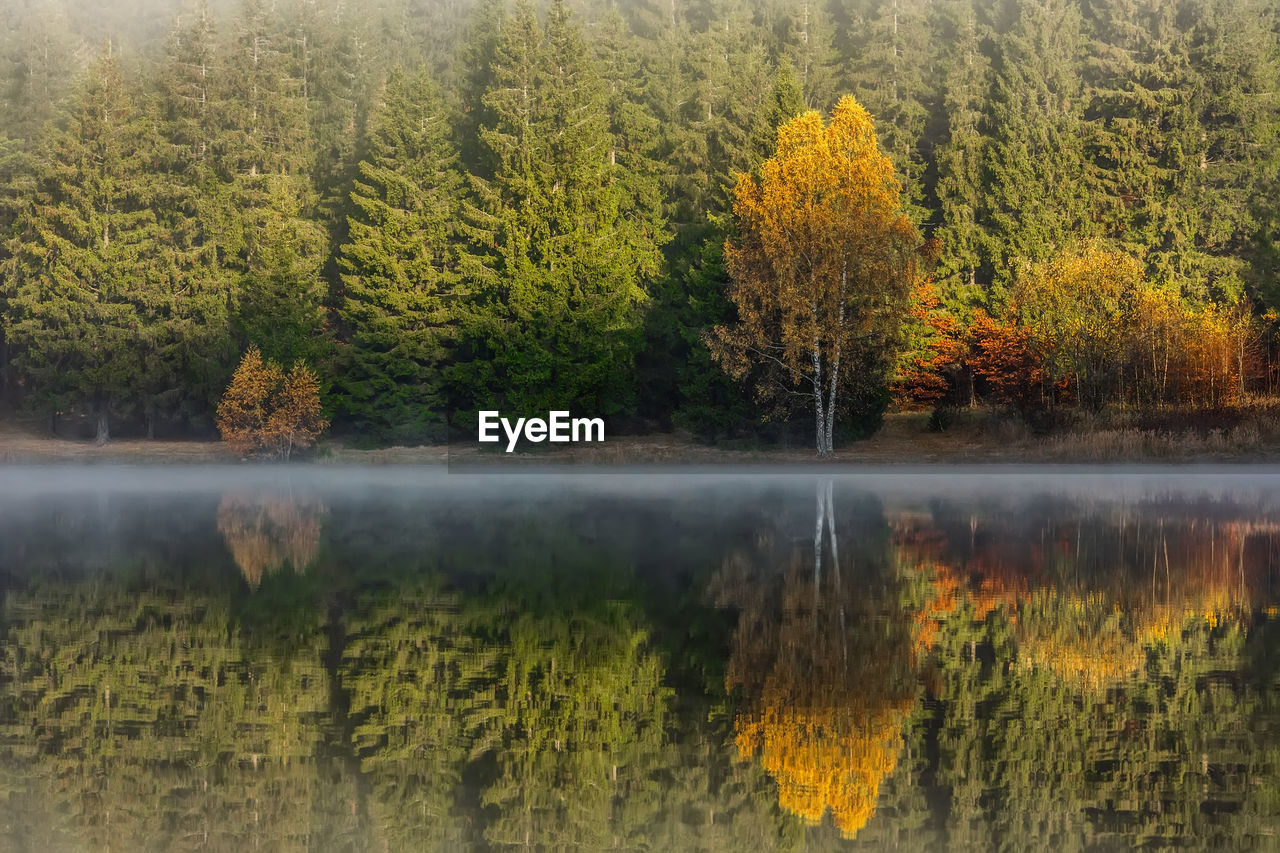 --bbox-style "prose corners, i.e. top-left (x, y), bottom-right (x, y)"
top-left (1178, 0), bottom-right (1279, 304)
top-left (0, 2), bottom-right (84, 147)
top-left (932, 0), bottom-right (994, 310)
top-left (687, 1), bottom-right (776, 219)
top-left (785, 0), bottom-right (839, 109)
top-left (463, 0), bottom-right (666, 416)
top-left (1080, 0), bottom-right (1209, 296)
top-left (236, 175), bottom-right (329, 365)
top-left (149, 2), bottom-right (238, 431)
top-left (457, 0), bottom-right (507, 176)
top-left (2, 48), bottom-right (159, 441)
top-left (214, 0), bottom-right (328, 366)
top-left (979, 0), bottom-right (1094, 293)
top-left (337, 67), bottom-right (468, 442)
top-left (843, 0), bottom-right (937, 216)
top-left (664, 64), bottom-right (806, 437)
